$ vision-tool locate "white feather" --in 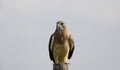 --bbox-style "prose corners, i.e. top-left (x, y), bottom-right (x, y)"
top-left (50, 35), bottom-right (54, 51)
